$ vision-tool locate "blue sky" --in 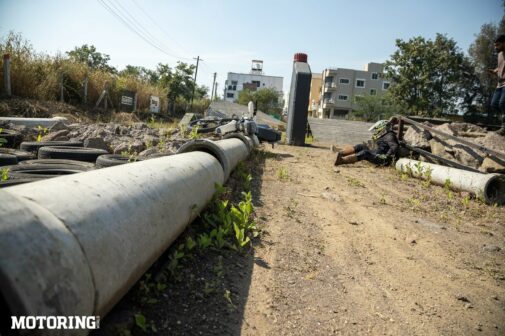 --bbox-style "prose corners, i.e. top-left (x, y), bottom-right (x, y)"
top-left (0, 0), bottom-right (503, 97)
